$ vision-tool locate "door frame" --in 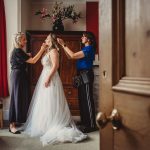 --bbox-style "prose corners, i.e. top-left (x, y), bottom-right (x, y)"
top-left (99, 0), bottom-right (125, 150)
